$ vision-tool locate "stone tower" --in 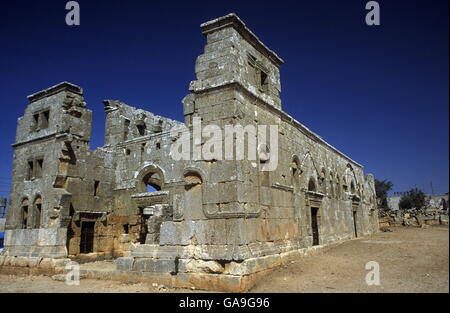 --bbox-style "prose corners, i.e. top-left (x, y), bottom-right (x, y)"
top-left (4, 82), bottom-right (99, 258)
